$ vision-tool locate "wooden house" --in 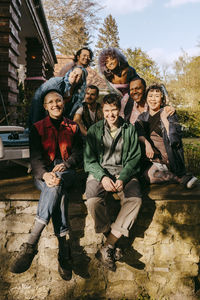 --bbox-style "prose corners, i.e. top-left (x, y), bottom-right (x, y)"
top-left (0, 0), bottom-right (56, 124)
